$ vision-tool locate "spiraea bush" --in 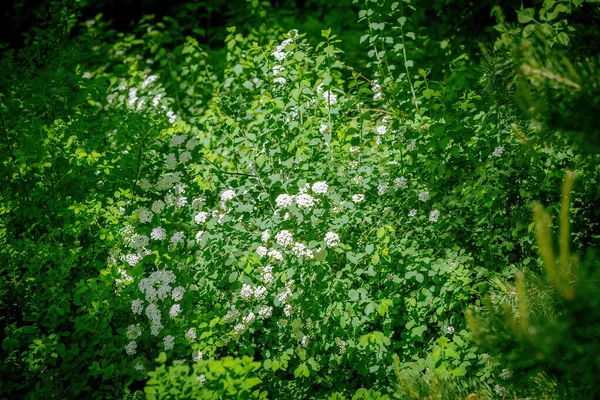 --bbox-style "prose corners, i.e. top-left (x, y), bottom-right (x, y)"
top-left (1, 0), bottom-right (599, 398)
